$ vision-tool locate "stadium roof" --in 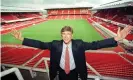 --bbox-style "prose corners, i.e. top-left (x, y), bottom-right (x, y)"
top-left (2, 0), bottom-right (132, 12)
top-left (92, 0), bottom-right (133, 10)
top-left (1, 6), bottom-right (44, 12)
top-left (1, 0), bottom-right (94, 12)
